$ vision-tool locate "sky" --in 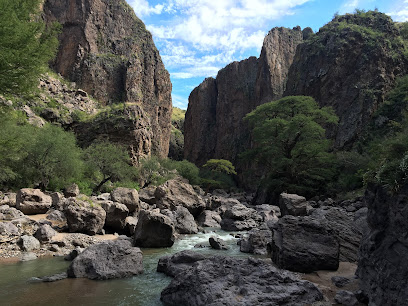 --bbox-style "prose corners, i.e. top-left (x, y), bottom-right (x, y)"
top-left (128, 0), bottom-right (408, 109)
